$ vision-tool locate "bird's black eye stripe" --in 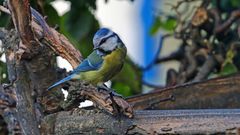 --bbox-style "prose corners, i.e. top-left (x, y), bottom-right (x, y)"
top-left (99, 38), bottom-right (107, 45)
top-left (99, 34), bottom-right (116, 46)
